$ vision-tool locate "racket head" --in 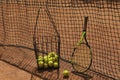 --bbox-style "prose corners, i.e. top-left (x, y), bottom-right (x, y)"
top-left (72, 43), bottom-right (92, 73)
